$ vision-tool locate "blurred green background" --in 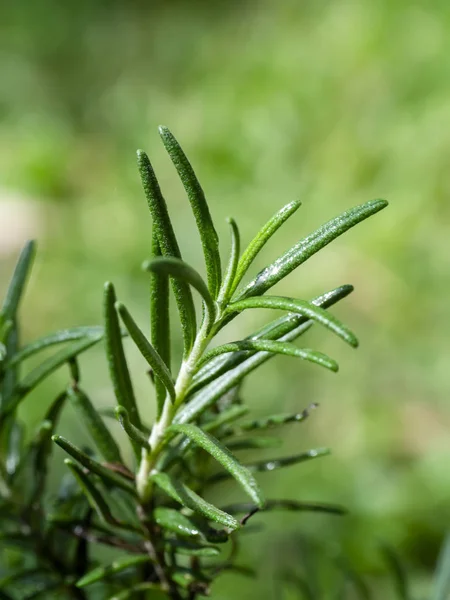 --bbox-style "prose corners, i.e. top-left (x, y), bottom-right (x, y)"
top-left (2, 0), bottom-right (450, 597)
